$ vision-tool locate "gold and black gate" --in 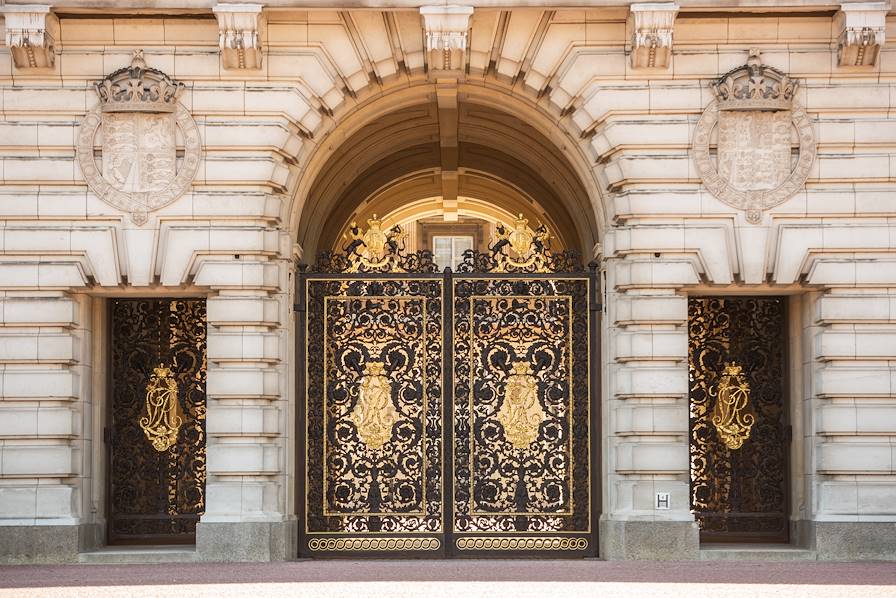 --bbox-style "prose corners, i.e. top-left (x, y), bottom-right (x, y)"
top-left (298, 218), bottom-right (598, 557)
top-left (688, 296), bottom-right (789, 543)
top-left (108, 298), bottom-right (207, 544)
